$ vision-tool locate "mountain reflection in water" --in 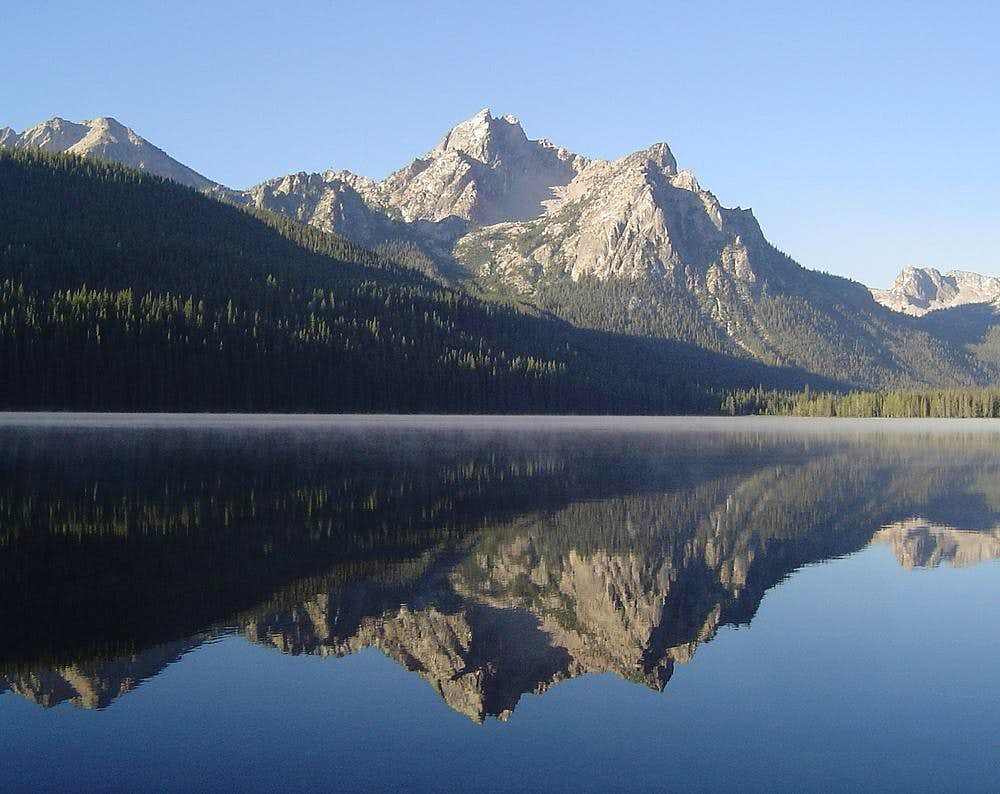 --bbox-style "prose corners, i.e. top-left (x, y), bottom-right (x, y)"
top-left (1, 416), bottom-right (998, 722)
